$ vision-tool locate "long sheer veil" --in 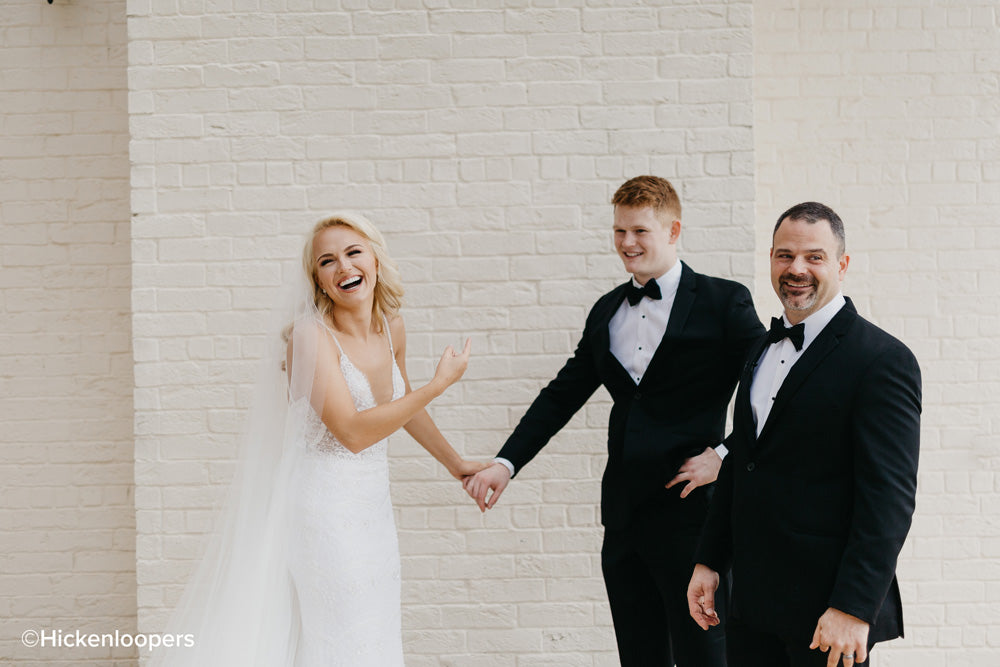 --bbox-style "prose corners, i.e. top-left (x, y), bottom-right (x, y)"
top-left (149, 263), bottom-right (327, 666)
